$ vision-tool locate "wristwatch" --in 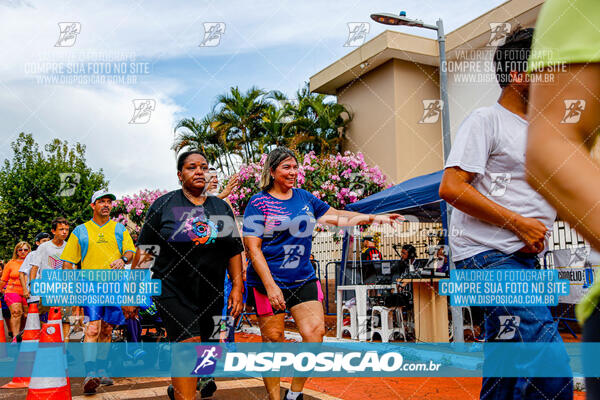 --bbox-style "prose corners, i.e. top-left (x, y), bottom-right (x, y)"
top-left (121, 255), bottom-right (129, 263)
